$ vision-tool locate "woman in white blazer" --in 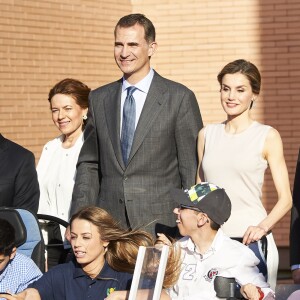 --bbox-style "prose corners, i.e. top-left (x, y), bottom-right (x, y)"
top-left (37, 78), bottom-right (90, 268)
